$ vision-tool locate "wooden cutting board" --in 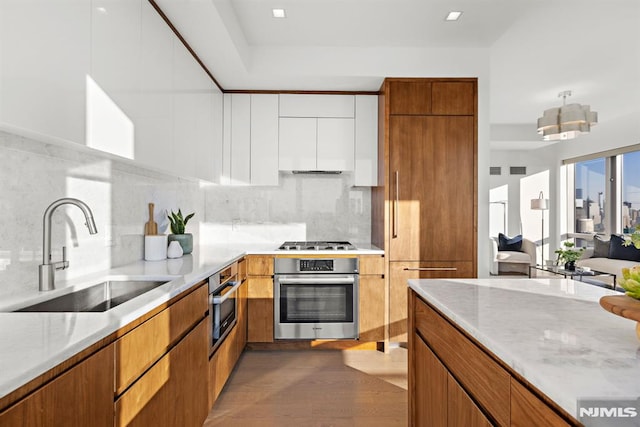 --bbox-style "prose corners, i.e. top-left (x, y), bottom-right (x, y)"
top-left (600, 295), bottom-right (640, 339)
top-left (144, 203), bottom-right (158, 235)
